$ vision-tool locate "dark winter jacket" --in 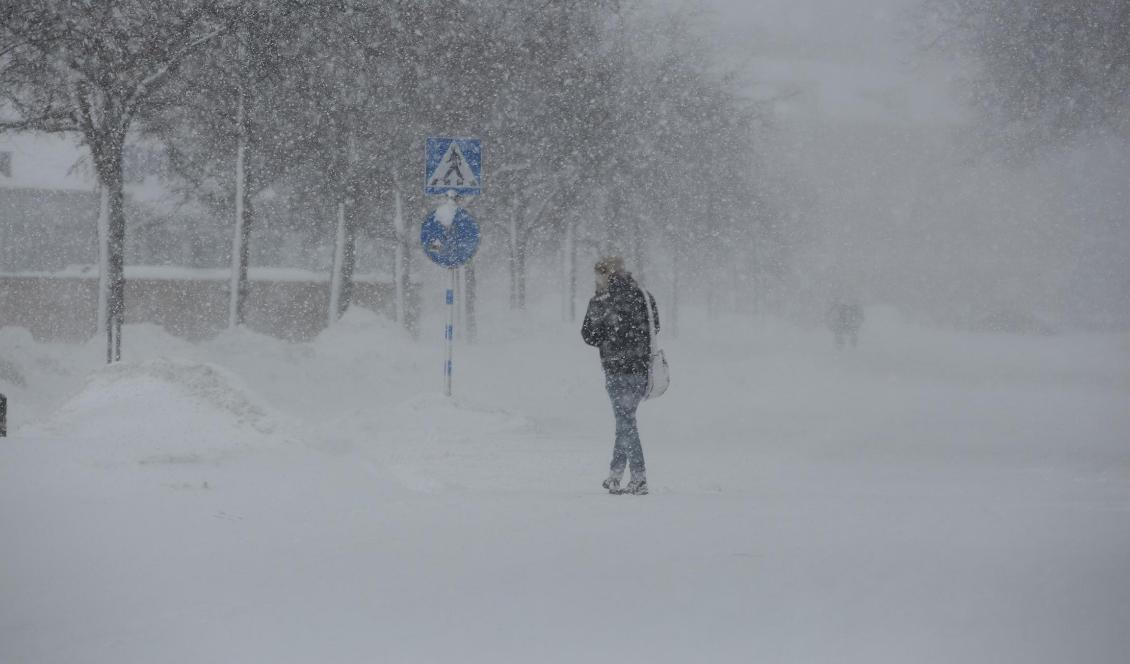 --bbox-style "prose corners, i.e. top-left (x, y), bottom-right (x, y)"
top-left (582, 273), bottom-right (659, 376)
